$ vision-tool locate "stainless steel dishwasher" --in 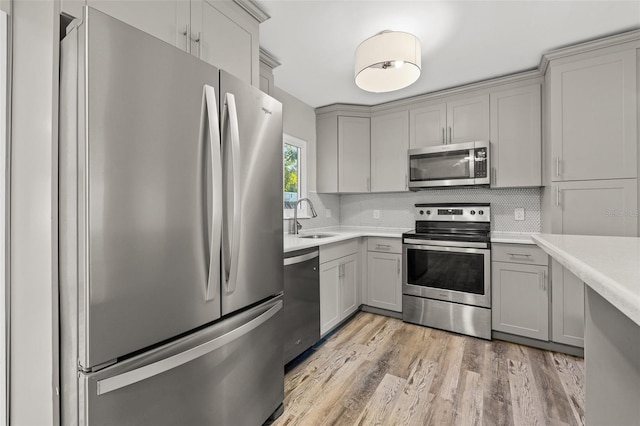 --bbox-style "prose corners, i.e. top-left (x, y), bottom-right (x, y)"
top-left (283, 247), bottom-right (320, 365)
